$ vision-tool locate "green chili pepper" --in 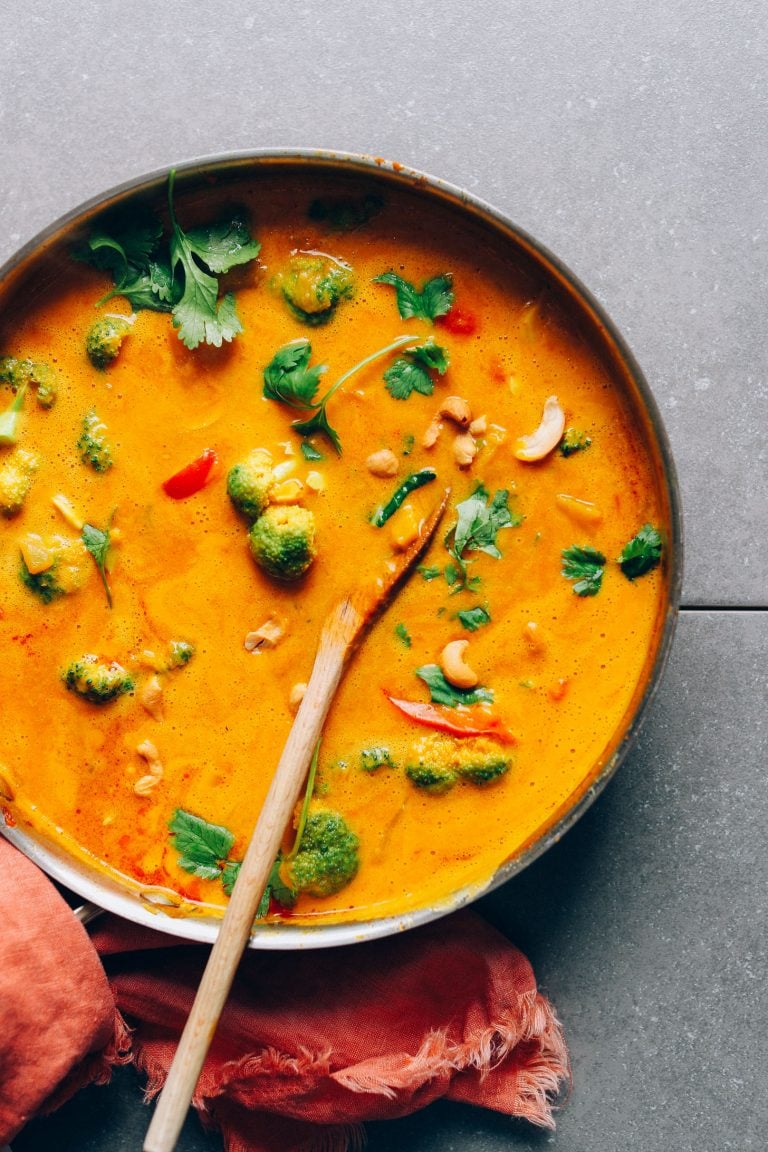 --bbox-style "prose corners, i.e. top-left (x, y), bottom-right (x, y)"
top-left (371, 468), bottom-right (437, 527)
